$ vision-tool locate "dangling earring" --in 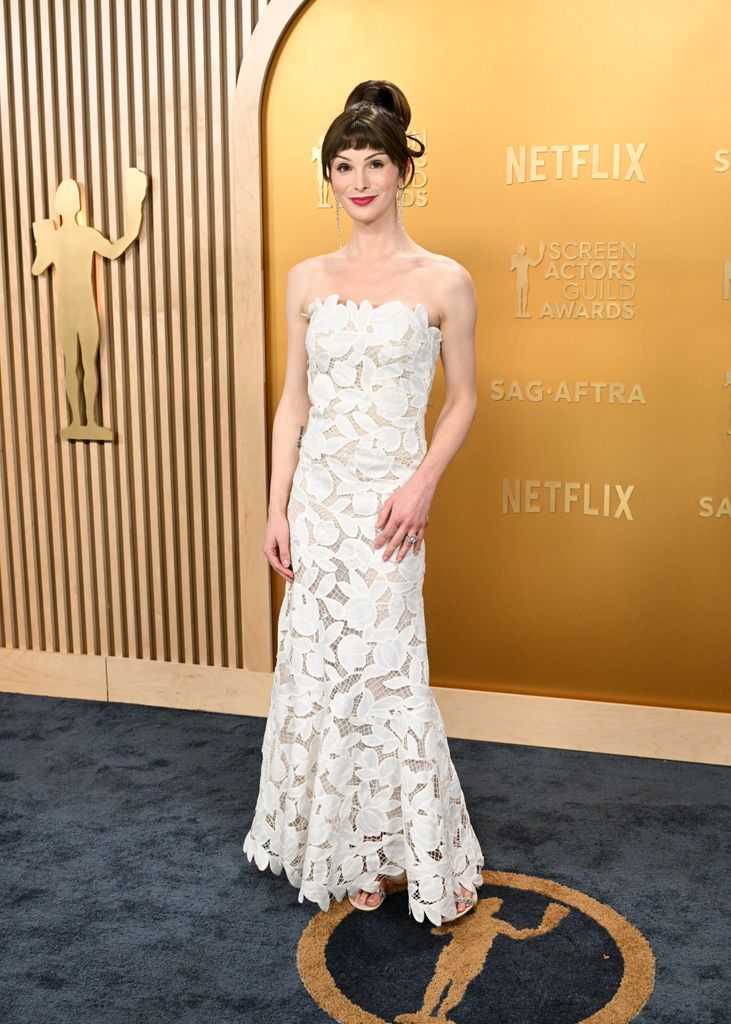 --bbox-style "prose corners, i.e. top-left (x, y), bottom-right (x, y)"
top-left (334, 194), bottom-right (343, 249)
top-left (396, 184), bottom-right (404, 226)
